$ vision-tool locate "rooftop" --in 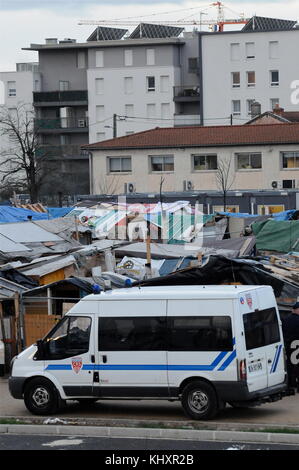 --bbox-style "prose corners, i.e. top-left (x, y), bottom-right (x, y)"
top-left (83, 122), bottom-right (299, 151)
